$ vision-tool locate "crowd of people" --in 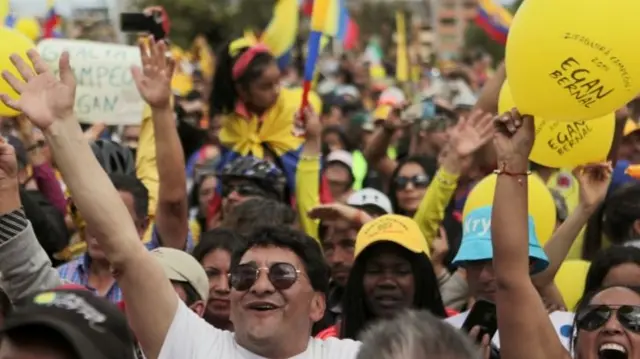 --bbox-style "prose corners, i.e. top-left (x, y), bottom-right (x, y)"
top-left (0, 13), bottom-right (638, 359)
